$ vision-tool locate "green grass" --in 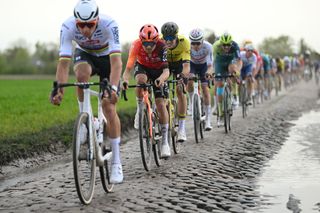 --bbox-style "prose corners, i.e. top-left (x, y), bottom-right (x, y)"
top-left (0, 76), bottom-right (137, 165)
